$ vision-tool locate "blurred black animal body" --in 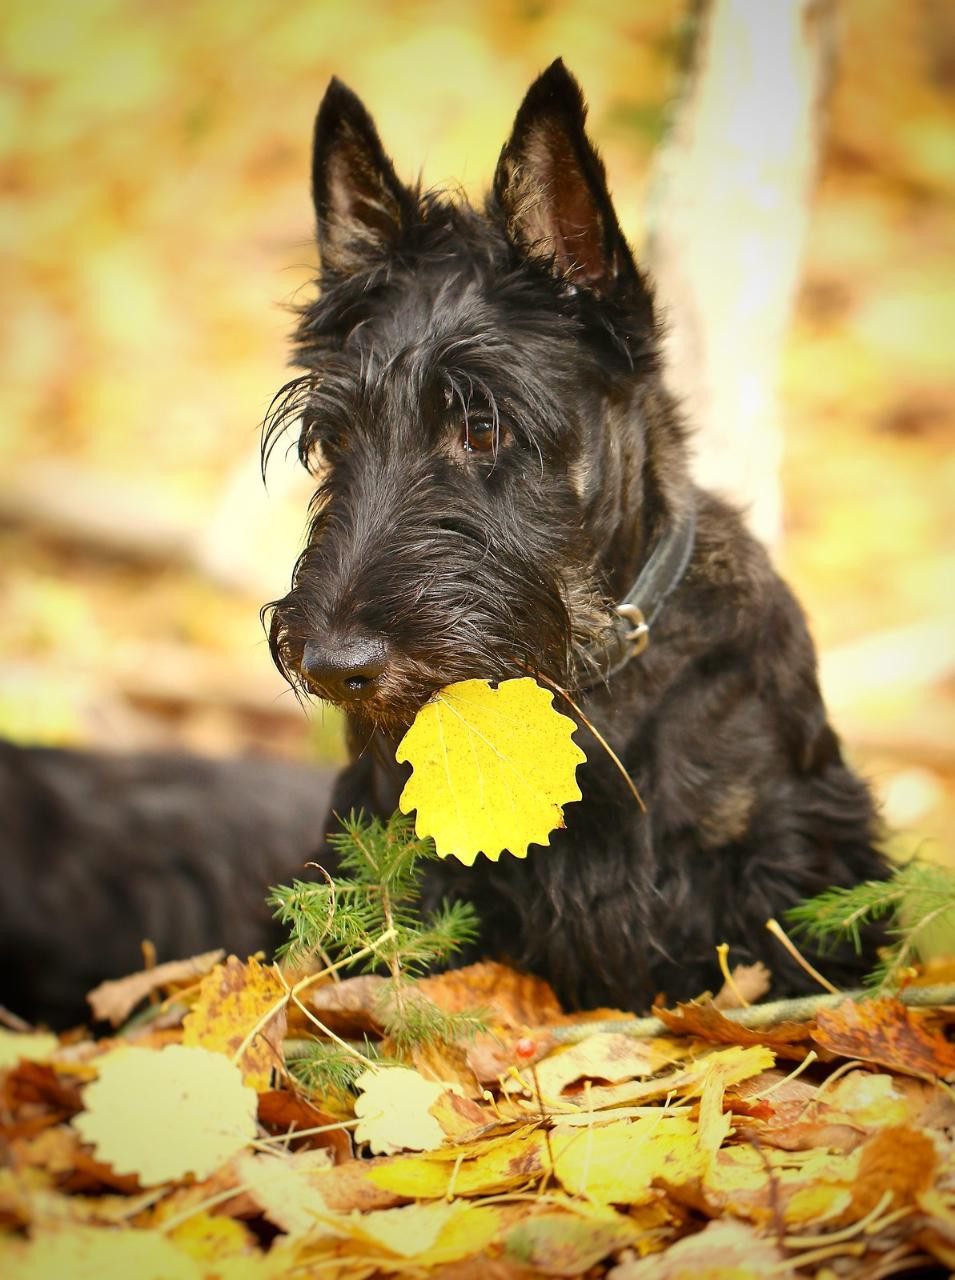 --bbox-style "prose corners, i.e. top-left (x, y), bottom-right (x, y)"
top-left (265, 60), bottom-right (888, 1012)
top-left (0, 740), bottom-right (330, 1027)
